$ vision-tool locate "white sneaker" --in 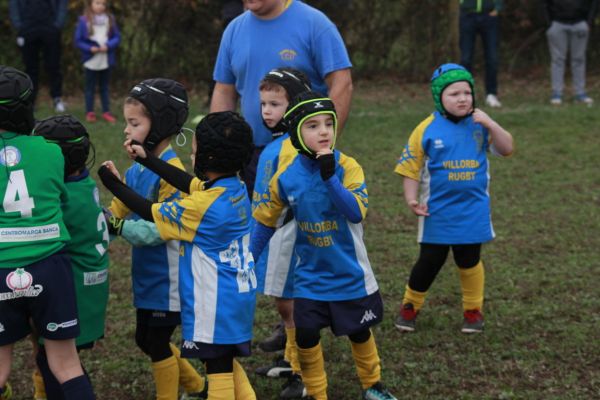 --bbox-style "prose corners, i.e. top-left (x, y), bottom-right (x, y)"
top-left (53, 97), bottom-right (66, 113)
top-left (485, 94), bottom-right (502, 108)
